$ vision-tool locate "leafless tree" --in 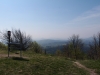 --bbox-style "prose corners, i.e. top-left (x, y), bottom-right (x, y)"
top-left (0, 29), bottom-right (32, 51)
top-left (89, 33), bottom-right (100, 59)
